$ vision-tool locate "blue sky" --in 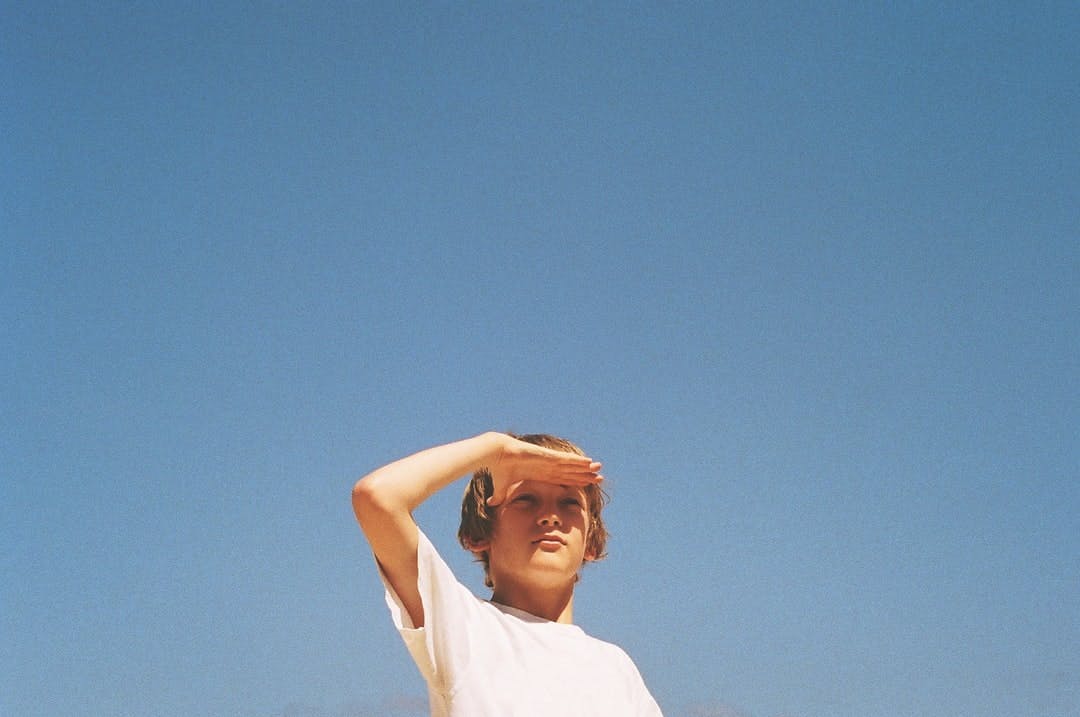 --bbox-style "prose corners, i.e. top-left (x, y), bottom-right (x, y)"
top-left (3, 3), bottom-right (1077, 716)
